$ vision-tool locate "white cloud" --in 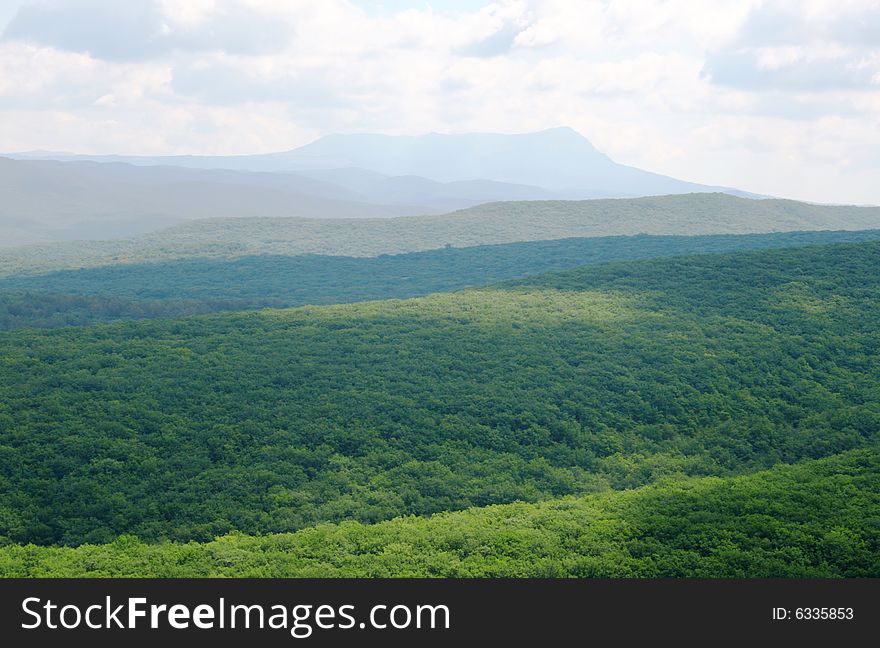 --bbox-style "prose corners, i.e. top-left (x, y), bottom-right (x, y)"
top-left (0, 0), bottom-right (878, 203)
top-left (703, 0), bottom-right (880, 91)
